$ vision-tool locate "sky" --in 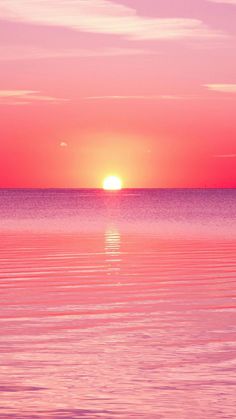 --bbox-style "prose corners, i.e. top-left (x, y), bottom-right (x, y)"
top-left (0, 0), bottom-right (236, 188)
